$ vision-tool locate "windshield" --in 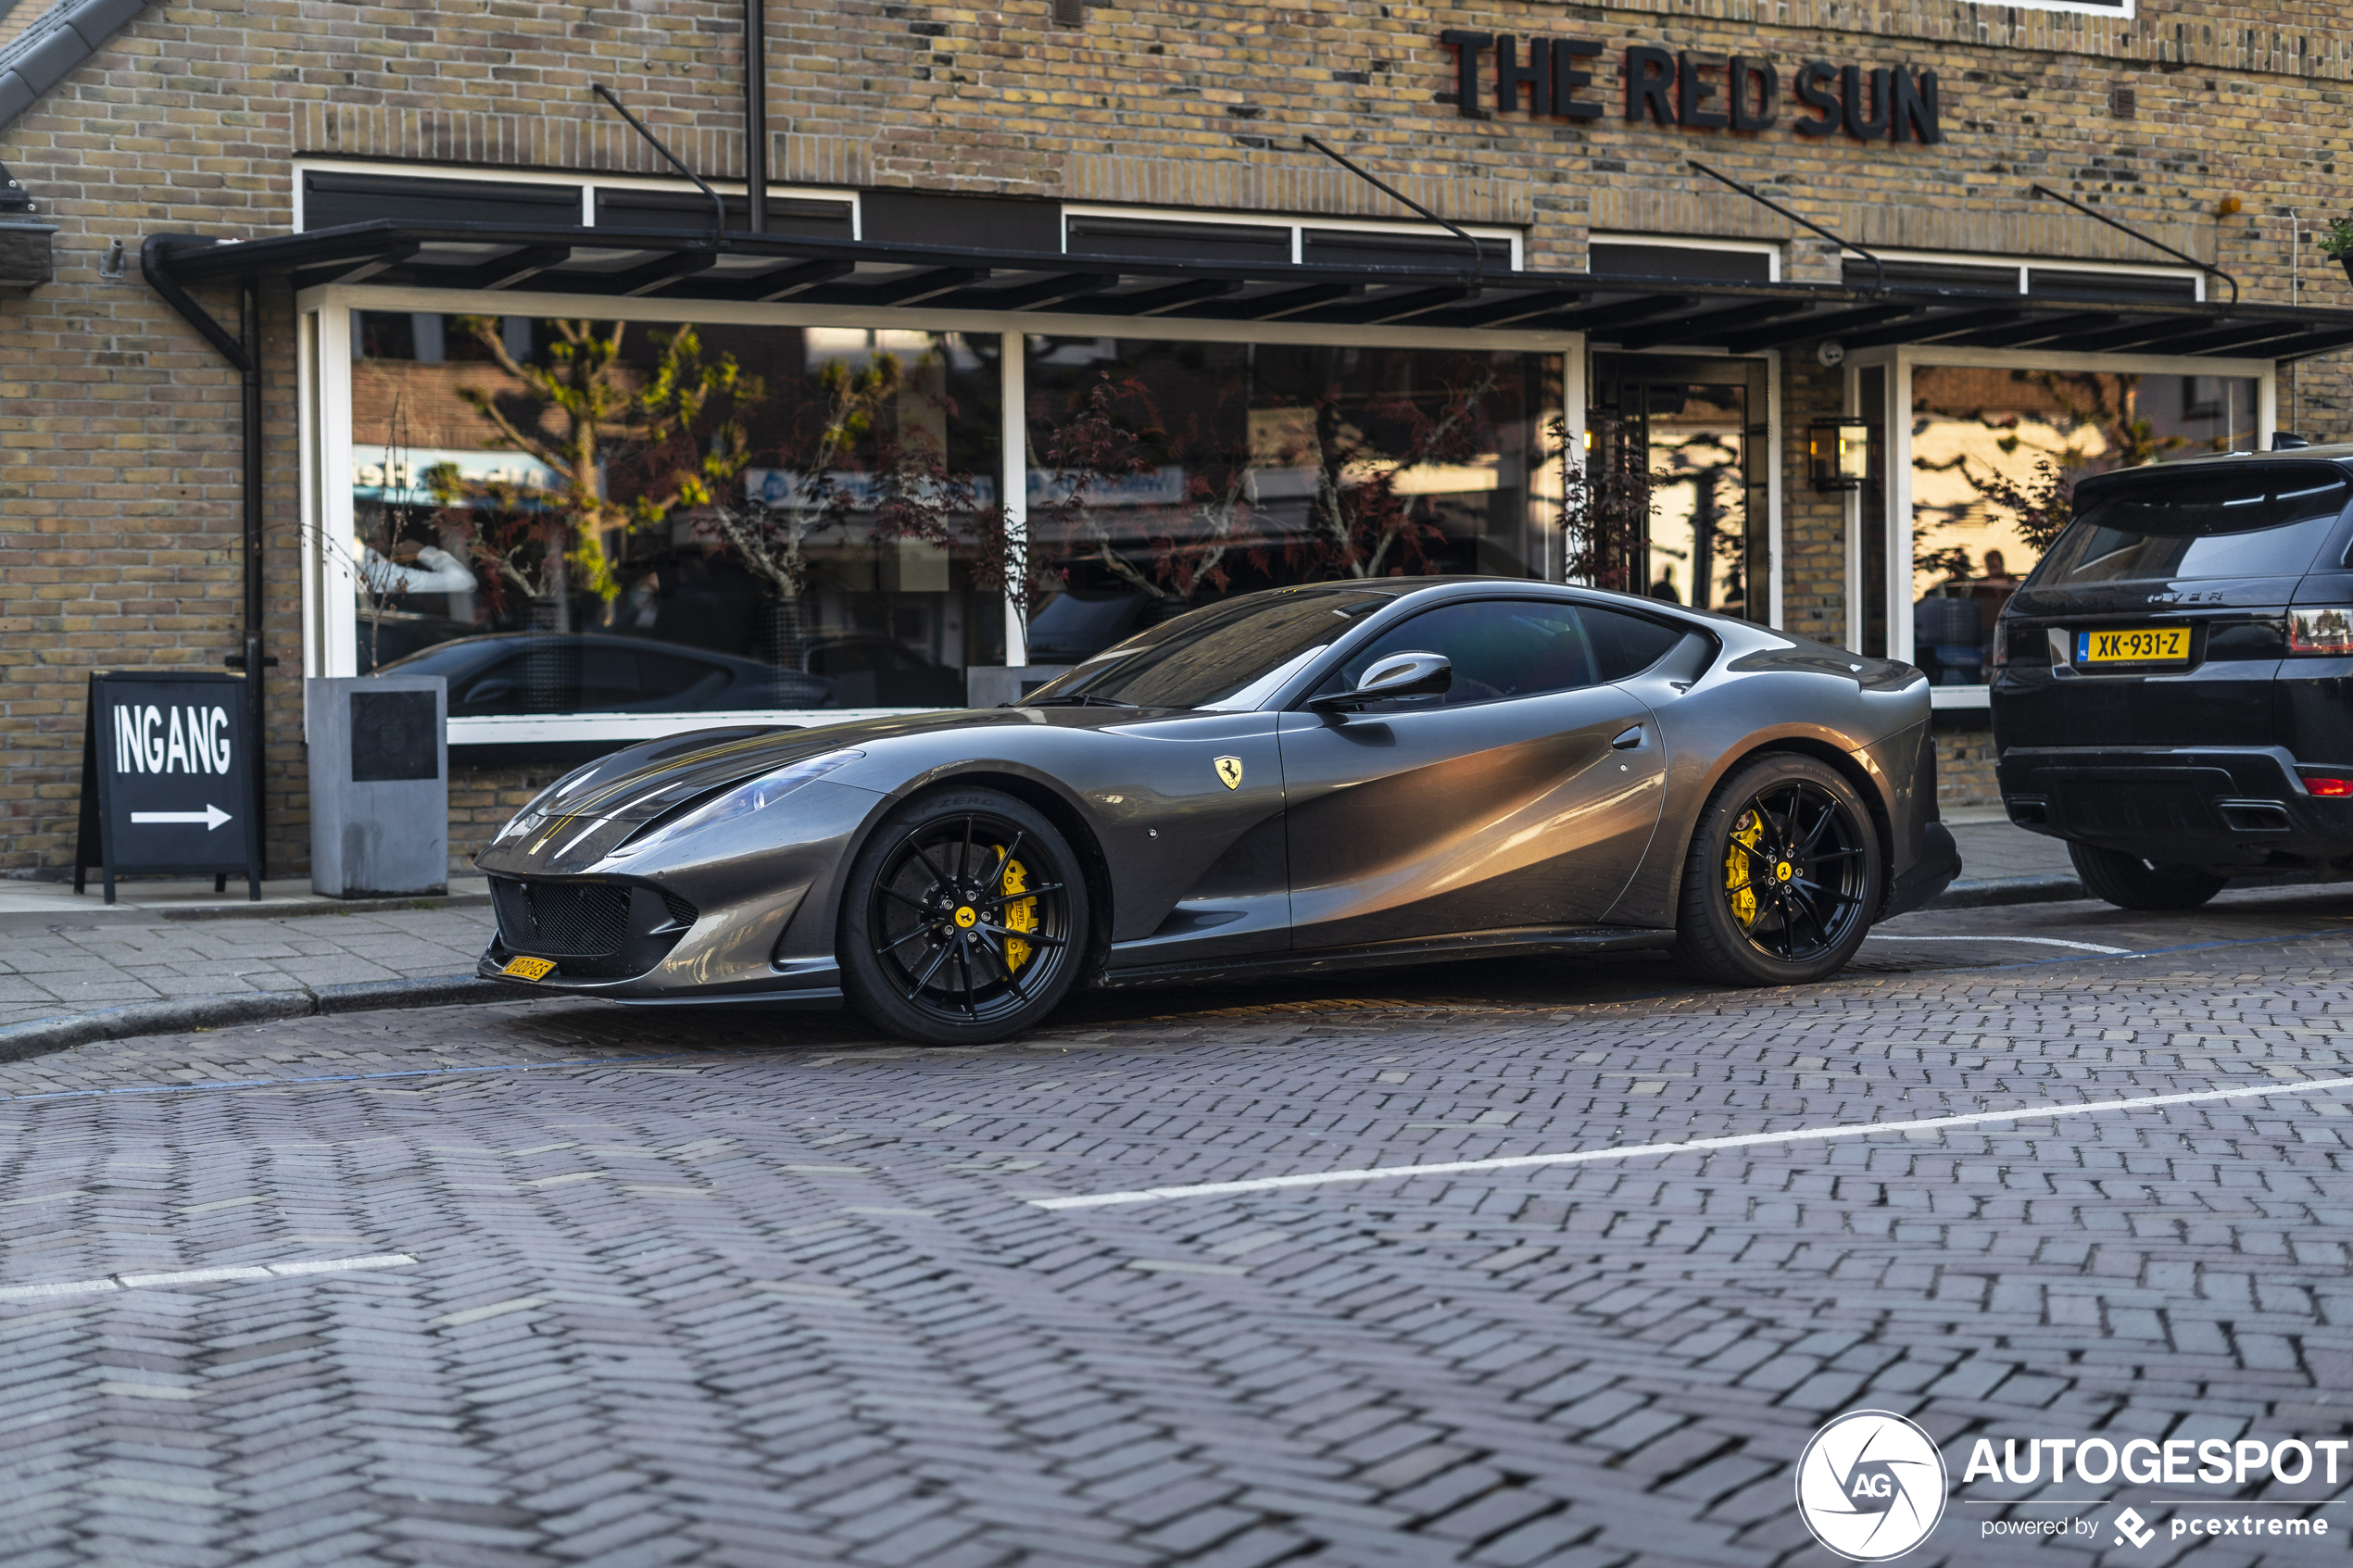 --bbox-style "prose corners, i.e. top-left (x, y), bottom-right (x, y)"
top-left (2032, 463), bottom-right (2352, 586)
top-left (1025, 589), bottom-right (1391, 710)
